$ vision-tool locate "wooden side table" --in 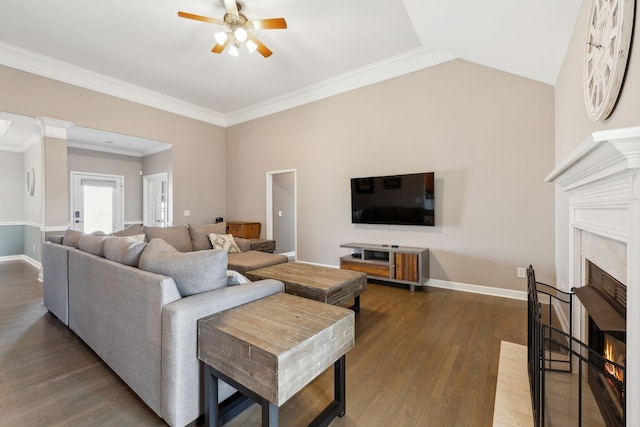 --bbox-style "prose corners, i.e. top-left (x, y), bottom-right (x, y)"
top-left (249, 238), bottom-right (276, 253)
top-left (227, 221), bottom-right (261, 239)
top-left (198, 293), bottom-right (354, 426)
top-left (246, 262), bottom-right (367, 312)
